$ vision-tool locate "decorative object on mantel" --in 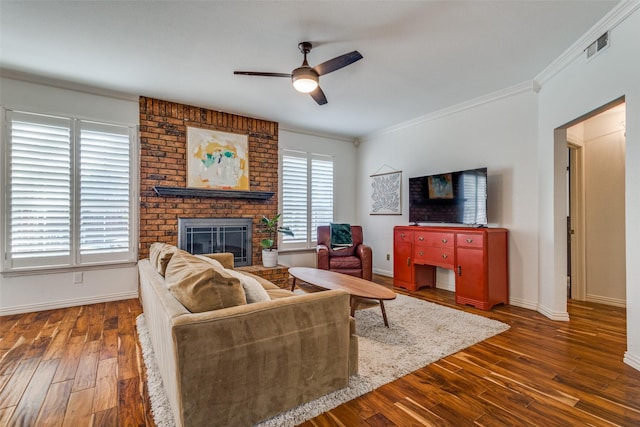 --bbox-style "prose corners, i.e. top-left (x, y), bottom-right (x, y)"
top-left (153, 186), bottom-right (273, 200)
top-left (259, 214), bottom-right (294, 267)
top-left (370, 165), bottom-right (402, 215)
top-left (187, 127), bottom-right (249, 190)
